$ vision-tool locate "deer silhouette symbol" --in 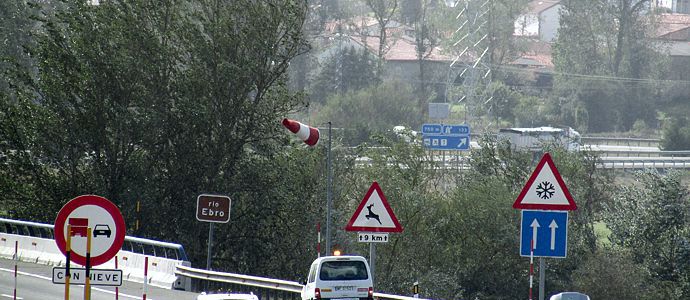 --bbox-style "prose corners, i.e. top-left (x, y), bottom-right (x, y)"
top-left (365, 204), bottom-right (382, 225)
